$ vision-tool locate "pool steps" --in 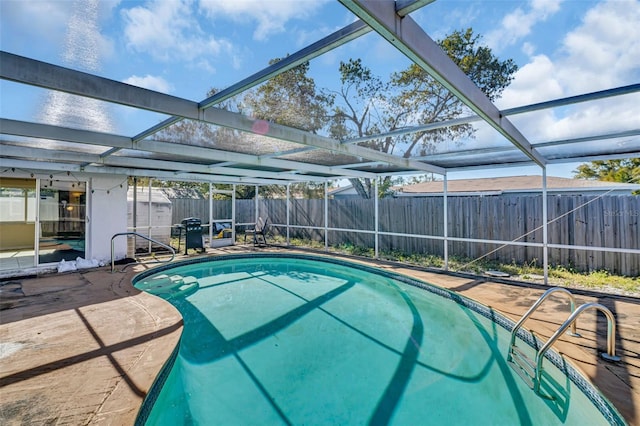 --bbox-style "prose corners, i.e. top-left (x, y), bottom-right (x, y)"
top-left (508, 287), bottom-right (621, 397)
top-left (508, 346), bottom-right (536, 389)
